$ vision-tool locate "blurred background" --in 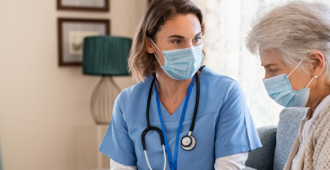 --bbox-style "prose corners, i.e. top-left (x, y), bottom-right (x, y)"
top-left (0, 0), bottom-right (145, 170)
top-left (1, 0), bottom-right (329, 170)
